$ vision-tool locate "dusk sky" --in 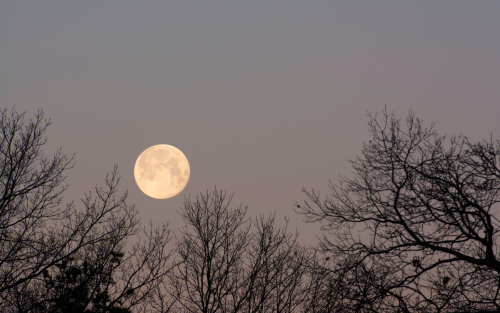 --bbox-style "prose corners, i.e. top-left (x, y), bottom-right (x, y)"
top-left (1, 1), bottom-right (499, 245)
